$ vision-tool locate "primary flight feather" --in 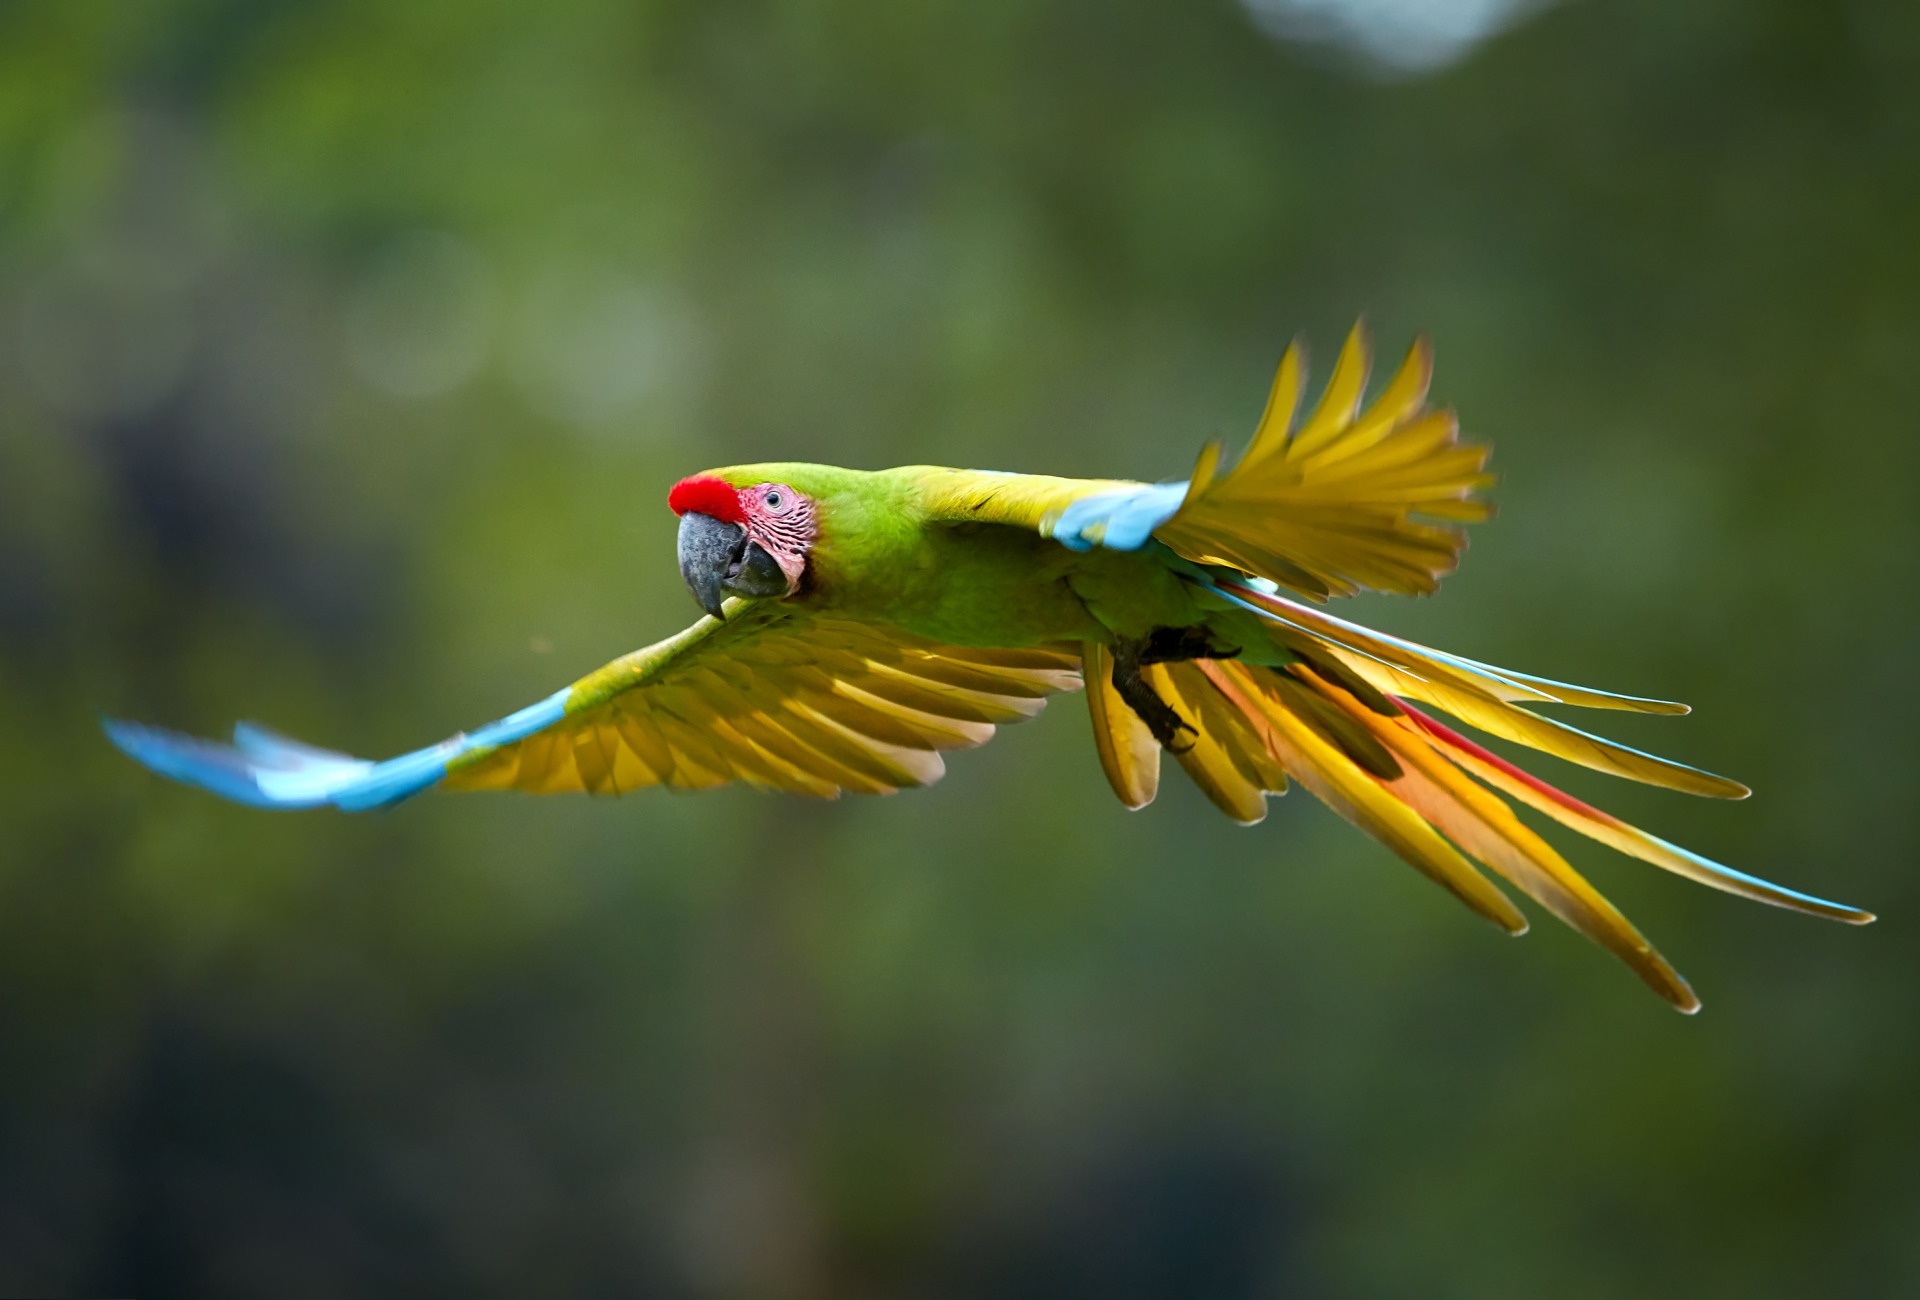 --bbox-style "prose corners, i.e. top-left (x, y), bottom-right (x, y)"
top-left (106, 325), bottom-right (1872, 1011)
